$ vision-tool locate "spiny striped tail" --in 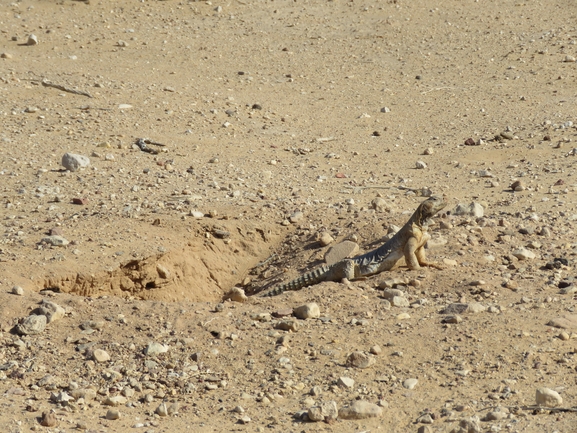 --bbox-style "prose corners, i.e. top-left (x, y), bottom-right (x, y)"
top-left (259, 265), bottom-right (332, 297)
